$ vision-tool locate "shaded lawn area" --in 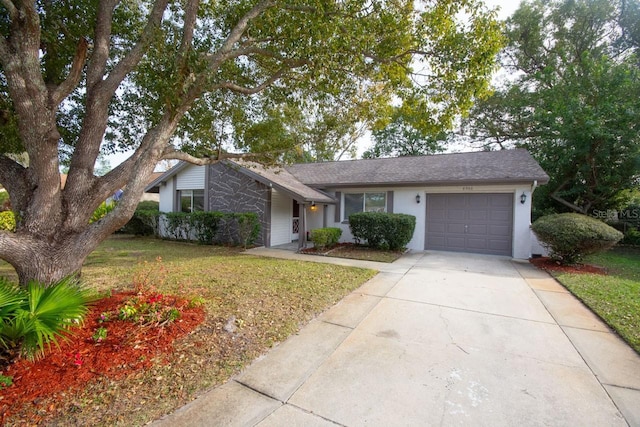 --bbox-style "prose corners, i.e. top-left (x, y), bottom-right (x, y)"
top-left (0, 235), bottom-right (377, 426)
top-left (302, 243), bottom-right (405, 263)
top-left (550, 247), bottom-right (640, 354)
